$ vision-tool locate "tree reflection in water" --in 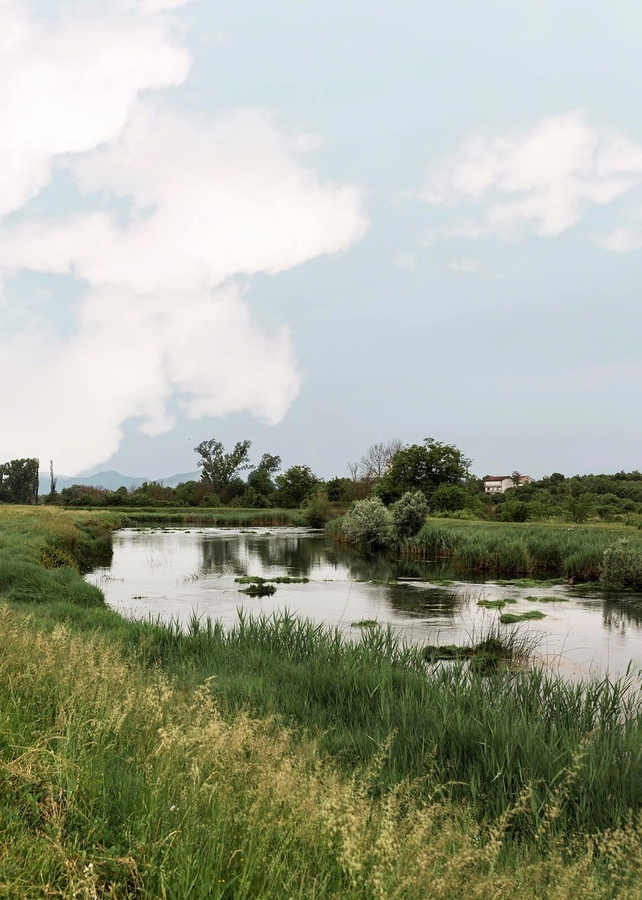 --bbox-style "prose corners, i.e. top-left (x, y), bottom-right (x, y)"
top-left (602, 599), bottom-right (642, 634)
top-left (198, 530), bottom-right (467, 621)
